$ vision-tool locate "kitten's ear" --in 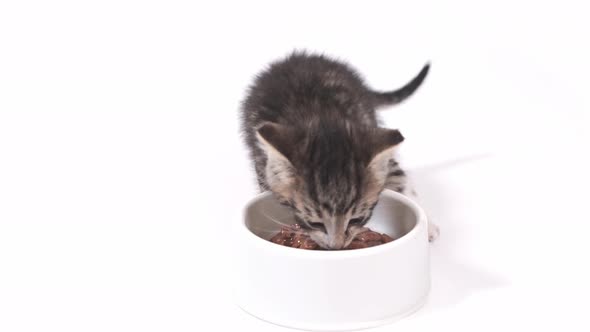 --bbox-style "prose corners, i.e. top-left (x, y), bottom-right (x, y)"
top-left (256, 122), bottom-right (298, 195)
top-left (370, 128), bottom-right (405, 158)
top-left (366, 129), bottom-right (404, 184)
top-left (255, 122), bottom-right (295, 162)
